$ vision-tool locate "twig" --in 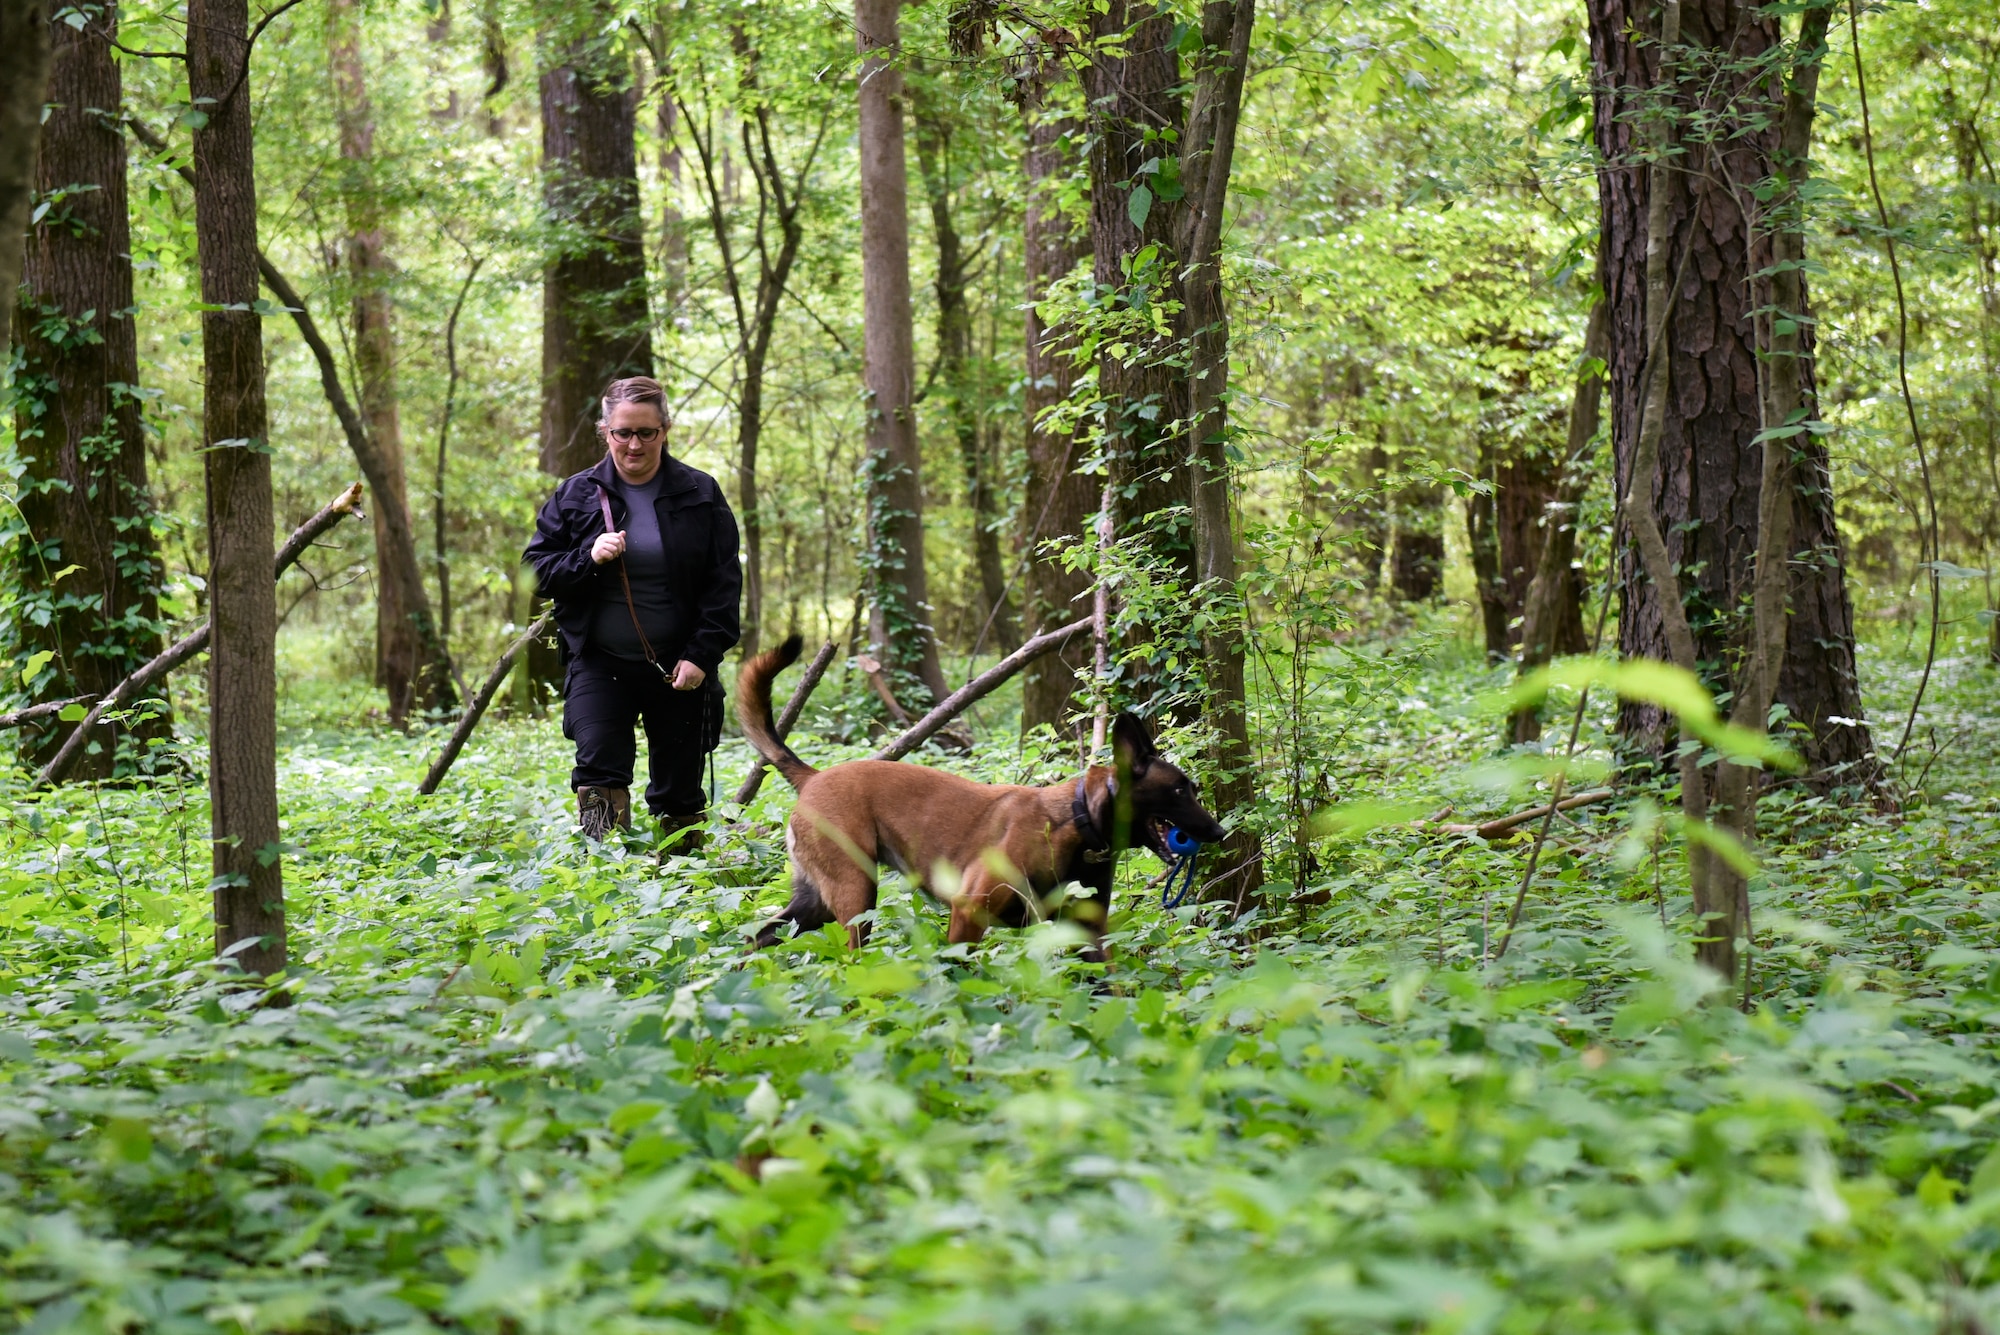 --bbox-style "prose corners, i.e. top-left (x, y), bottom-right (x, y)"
top-left (1436, 789), bottom-right (1616, 840)
top-left (417, 613), bottom-right (553, 796)
top-left (36, 485), bottom-right (364, 788)
top-left (736, 640), bottom-right (837, 804)
top-left (871, 618), bottom-right (1090, 763)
